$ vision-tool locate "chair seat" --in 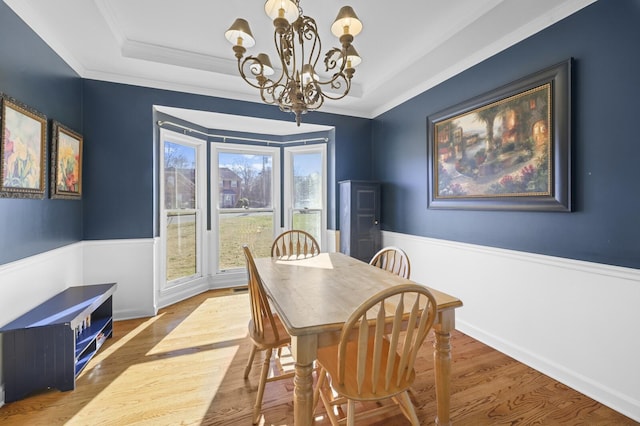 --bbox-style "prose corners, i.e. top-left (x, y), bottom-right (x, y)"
top-left (247, 312), bottom-right (291, 350)
top-left (317, 338), bottom-right (415, 401)
top-left (242, 245), bottom-right (294, 424)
